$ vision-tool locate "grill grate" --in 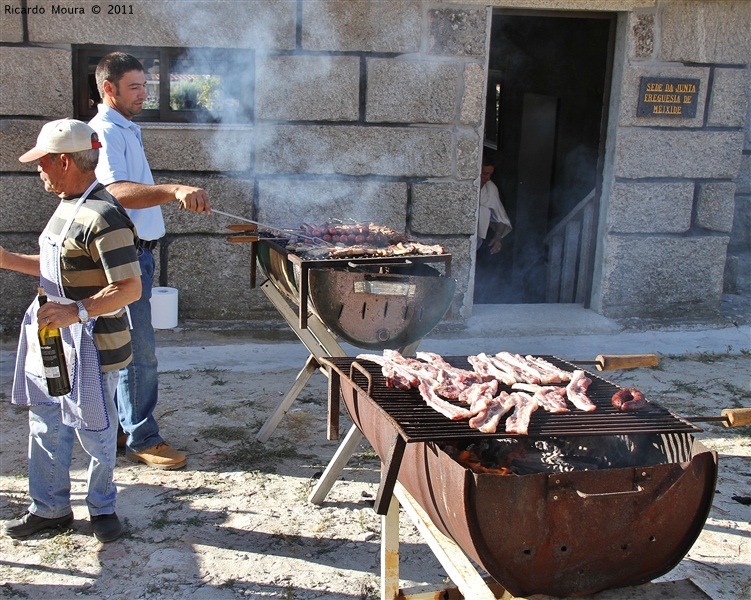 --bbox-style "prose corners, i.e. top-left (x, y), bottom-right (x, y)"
top-left (325, 355), bottom-right (702, 442)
